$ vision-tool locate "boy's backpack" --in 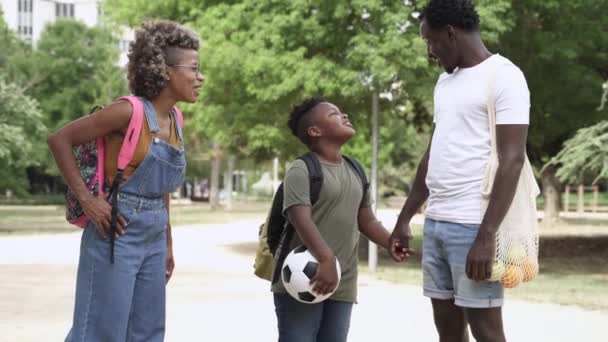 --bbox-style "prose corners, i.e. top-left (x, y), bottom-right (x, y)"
top-left (65, 96), bottom-right (183, 262)
top-left (253, 152), bottom-right (369, 283)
